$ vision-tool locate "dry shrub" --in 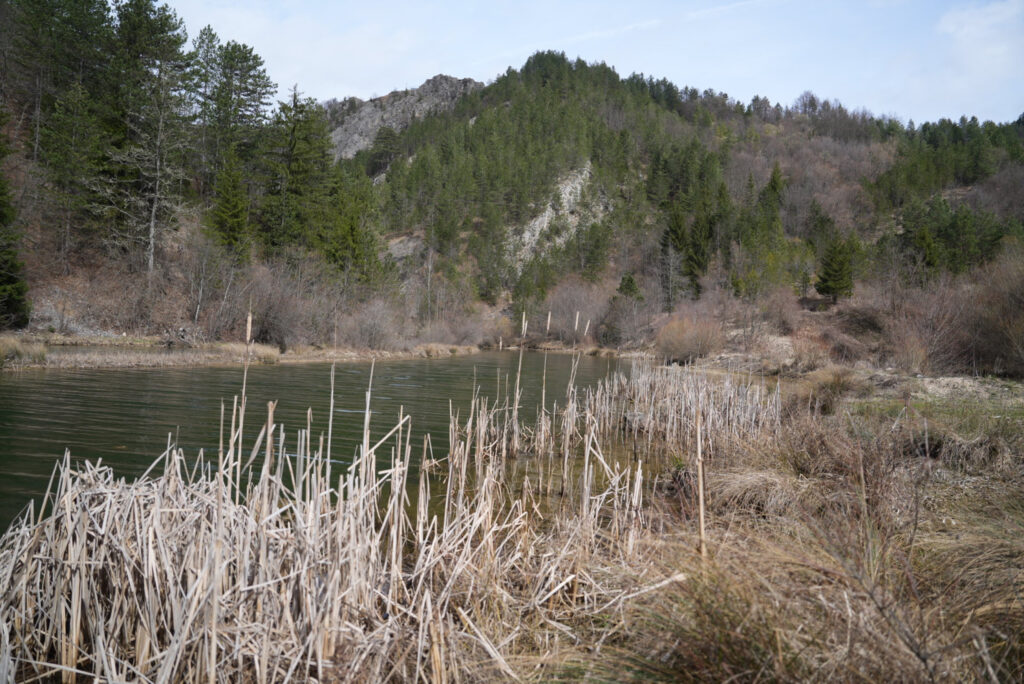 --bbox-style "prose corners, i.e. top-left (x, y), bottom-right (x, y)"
top-left (335, 298), bottom-right (403, 350)
top-left (246, 262), bottom-right (313, 350)
top-left (885, 277), bottom-right (970, 374)
top-left (835, 300), bottom-right (886, 337)
top-left (539, 275), bottom-right (613, 344)
top-left (790, 330), bottom-right (830, 372)
top-left (656, 316), bottom-right (725, 363)
top-left (794, 364), bottom-right (867, 415)
top-left (759, 286), bottom-right (802, 335)
top-left (966, 243), bottom-right (1024, 376)
top-left (820, 324), bottom-right (869, 363)
top-left (416, 307), bottom-right (497, 347)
